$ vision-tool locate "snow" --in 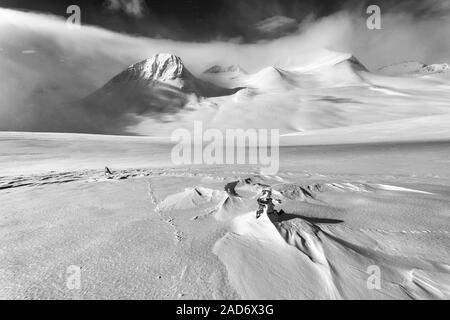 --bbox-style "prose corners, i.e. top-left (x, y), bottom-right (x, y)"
top-left (374, 184), bottom-right (433, 195)
top-left (156, 187), bottom-right (227, 211)
top-left (213, 212), bottom-right (337, 299)
top-left (244, 67), bottom-right (291, 90)
top-left (0, 132), bottom-right (449, 299)
top-left (280, 114), bottom-right (450, 146)
top-left (290, 50), bottom-right (363, 73)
